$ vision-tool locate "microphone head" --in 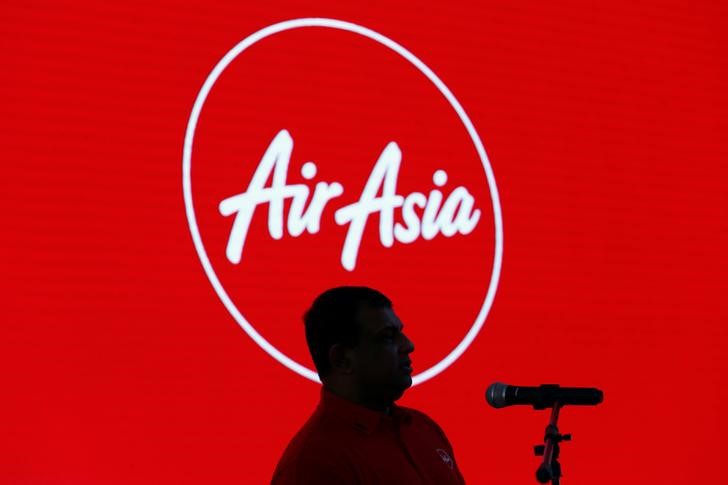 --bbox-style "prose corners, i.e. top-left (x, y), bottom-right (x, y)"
top-left (485, 382), bottom-right (509, 408)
